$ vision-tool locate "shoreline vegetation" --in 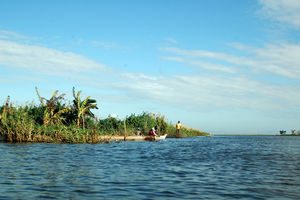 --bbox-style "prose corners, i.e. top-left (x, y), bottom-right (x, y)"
top-left (0, 87), bottom-right (209, 143)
